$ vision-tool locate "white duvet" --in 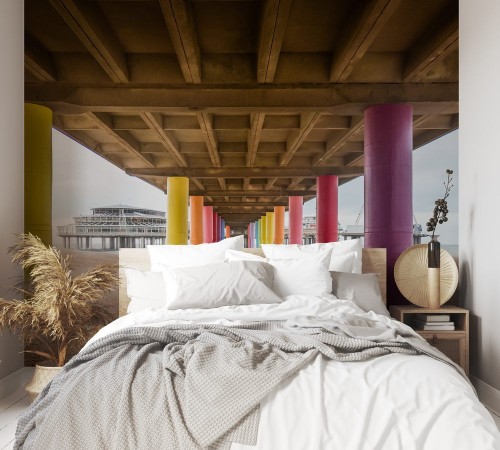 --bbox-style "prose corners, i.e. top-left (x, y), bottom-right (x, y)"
top-left (87, 295), bottom-right (500, 450)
